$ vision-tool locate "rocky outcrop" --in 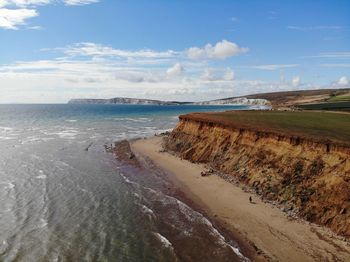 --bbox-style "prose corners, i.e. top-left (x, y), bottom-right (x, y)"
top-left (164, 116), bottom-right (350, 237)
